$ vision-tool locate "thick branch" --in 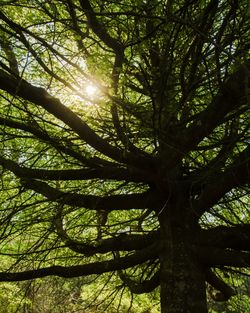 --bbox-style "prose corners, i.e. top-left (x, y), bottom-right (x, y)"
top-left (198, 247), bottom-right (250, 267)
top-left (54, 207), bottom-right (158, 255)
top-left (199, 224), bottom-right (250, 251)
top-left (0, 155), bottom-right (150, 183)
top-left (194, 145), bottom-right (250, 213)
top-left (79, 0), bottom-right (124, 54)
top-left (21, 178), bottom-right (157, 211)
top-left (0, 244), bottom-right (159, 282)
top-left (55, 210), bottom-right (158, 255)
top-left (0, 116), bottom-right (119, 167)
top-left (184, 60), bottom-right (250, 150)
top-left (206, 269), bottom-right (236, 301)
top-left (166, 60), bottom-right (250, 168)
